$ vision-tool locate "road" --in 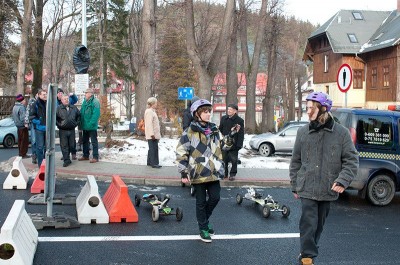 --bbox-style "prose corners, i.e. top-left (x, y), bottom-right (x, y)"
top-left (0, 147), bottom-right (400, 265)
